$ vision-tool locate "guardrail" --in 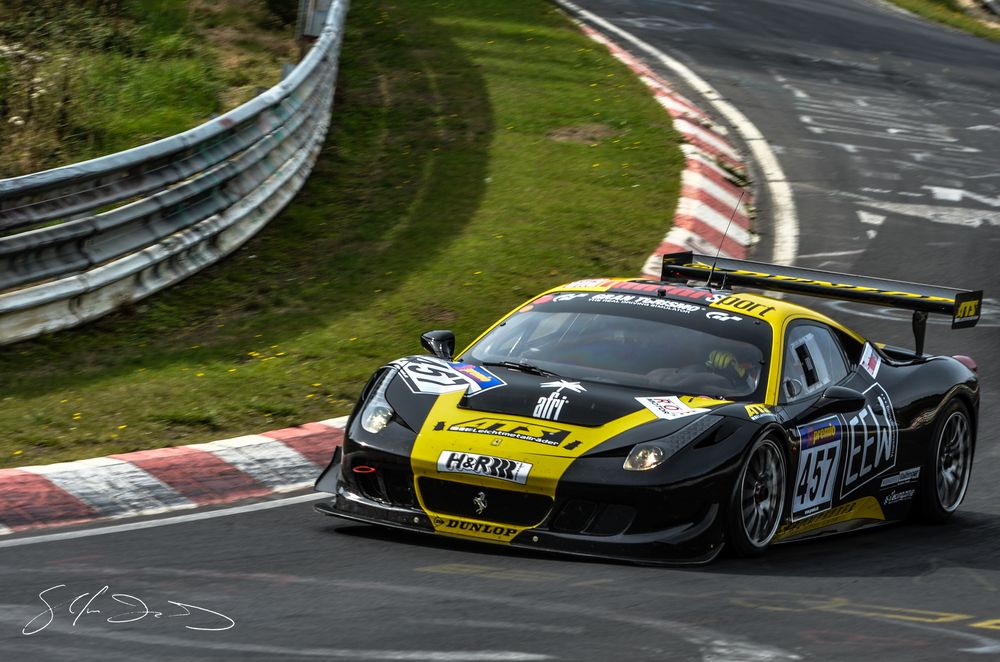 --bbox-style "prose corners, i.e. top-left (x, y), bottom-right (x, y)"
top-left (0, 0), bottom-right (348, 346)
